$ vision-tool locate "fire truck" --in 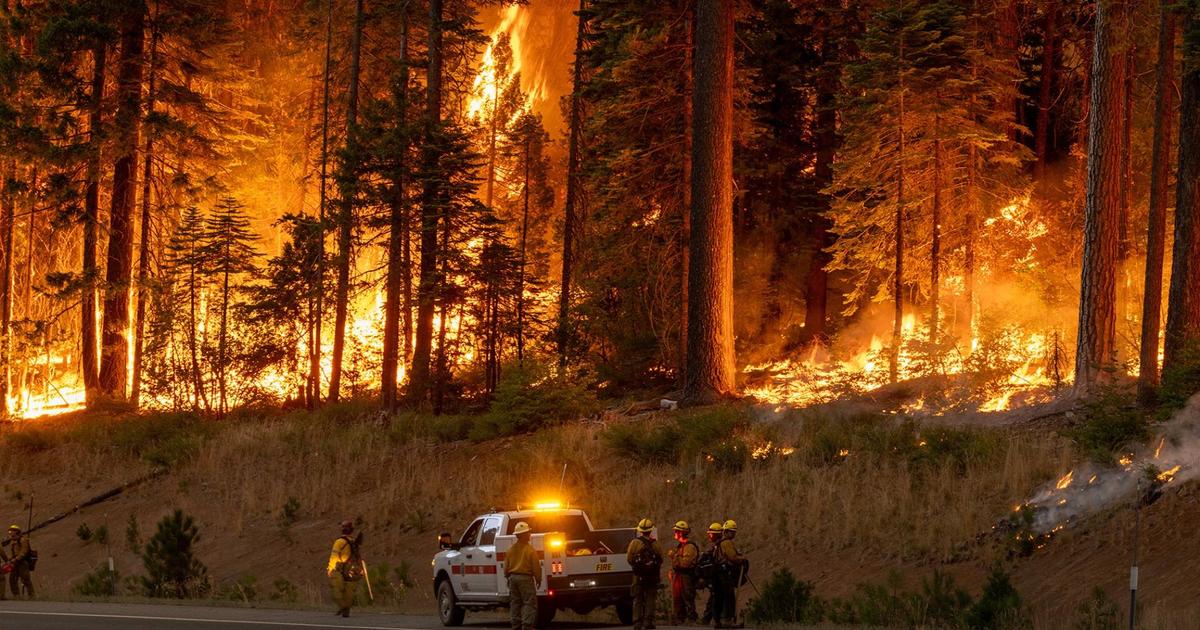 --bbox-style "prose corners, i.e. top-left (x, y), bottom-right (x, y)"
top-left (432, 503), bottom-right (645, 627)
